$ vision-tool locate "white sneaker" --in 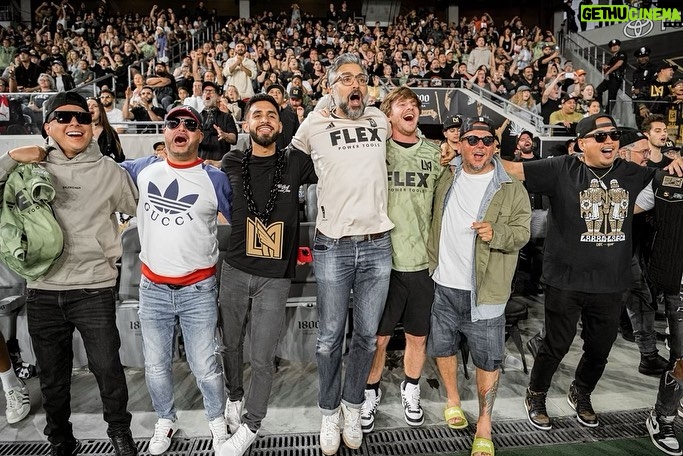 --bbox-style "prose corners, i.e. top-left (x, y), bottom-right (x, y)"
top-left (341, 403), bottom-right (362, 450)
top-left (148, 418), bottom-right (178, 455)
top-left (219, 423), bottom-right (257, 456)
top-left (208, 416), bottom-right (229, 452)
top-left (224, 399), bottom-right (243, 434)
top-left (360, 388), bottom-right (382, 433)
top-left (400, 381), bottom-right (424, 427)
top-left (319, 409), bottom-right (341, 456)
top-left (5, 381), bottom-right (30, 424)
